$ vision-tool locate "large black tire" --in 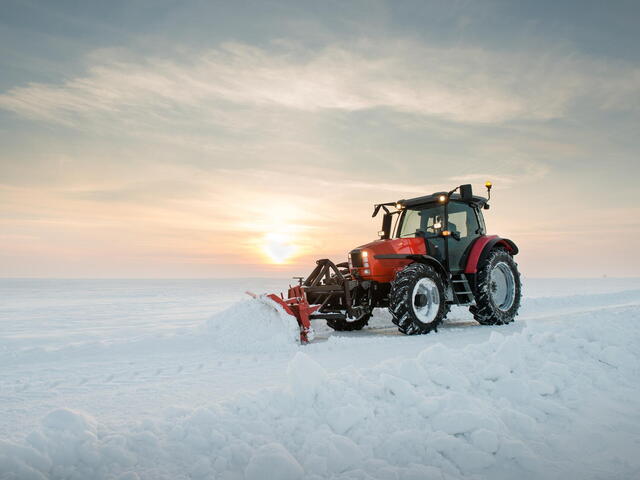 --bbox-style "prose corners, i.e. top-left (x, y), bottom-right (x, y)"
top-left (471, 248), bottom-right (521, 325)
top-left (327, 313), bottom-right (371, 331)
top-left (389, 263), bottom-right (449, 335)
